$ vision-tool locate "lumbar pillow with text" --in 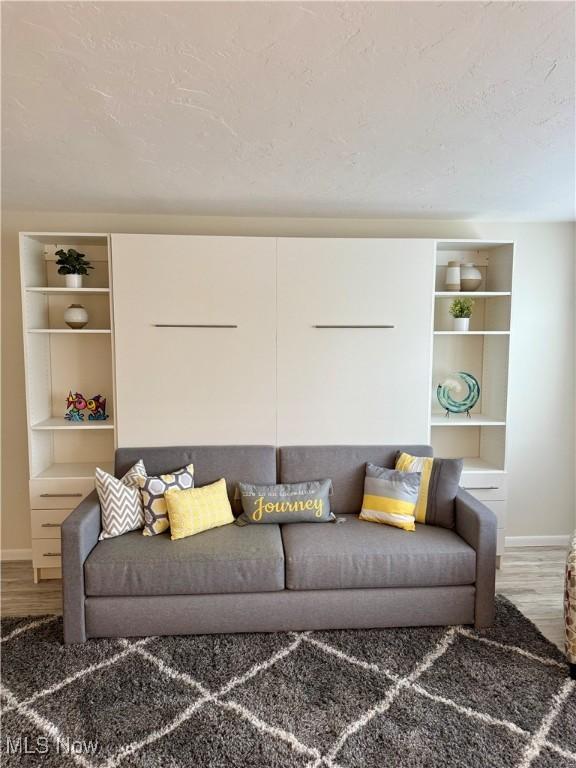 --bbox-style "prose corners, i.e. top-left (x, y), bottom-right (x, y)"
top-left (138, 464), bottom-right (195, 536)
top-left (395, 452), bottom-right (463, 529)
top-left (96, 460), bottom-right (147, 540)
top-left (235, 480), bottom-right (334, 525)
top-left (164, 478), bottom-right (234, 540)
top-left (359, 463), bottom-right (420, 531)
